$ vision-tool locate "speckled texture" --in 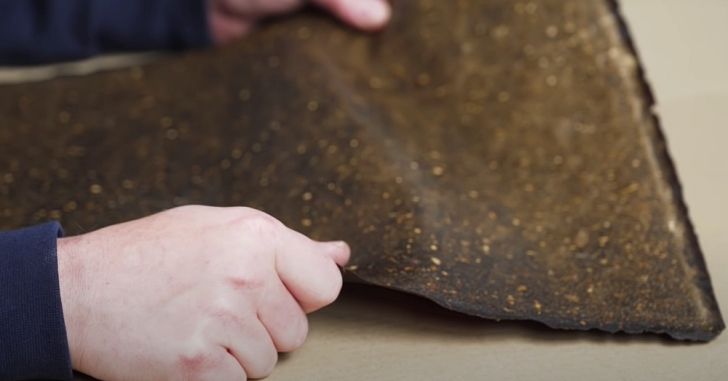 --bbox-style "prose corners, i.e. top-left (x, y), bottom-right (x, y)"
top-left (0, 0), bottom-right (723, 340)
